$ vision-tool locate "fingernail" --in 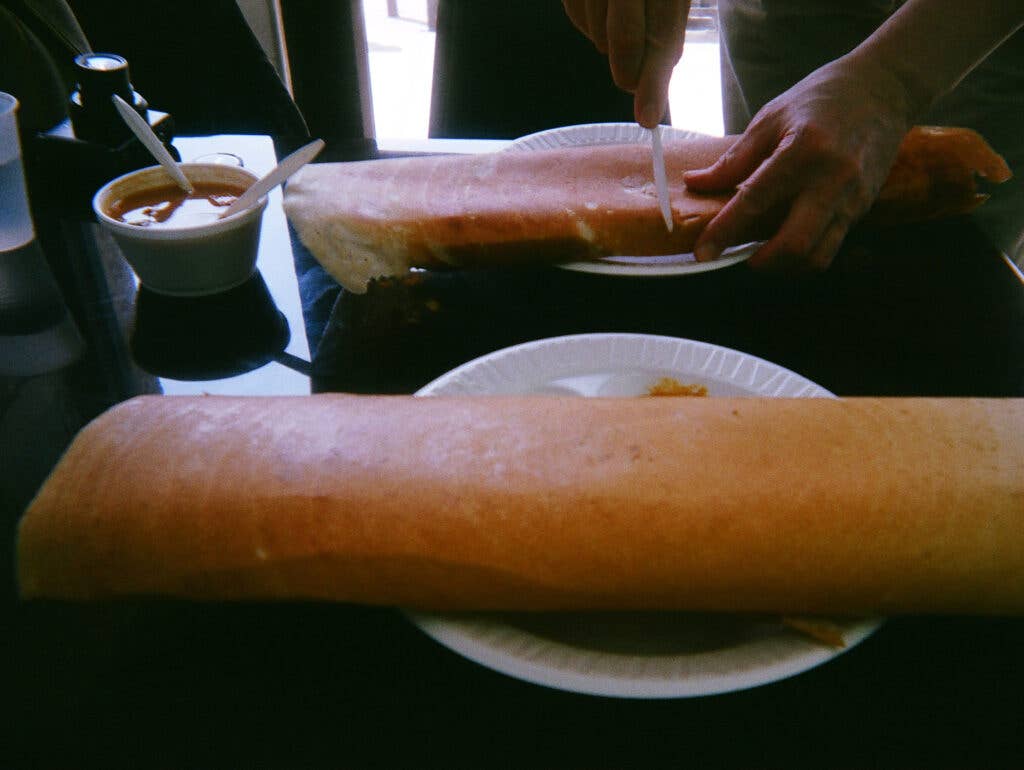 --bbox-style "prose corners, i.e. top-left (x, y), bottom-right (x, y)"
top-left (695, 241), bottom-right (720, 262)
top-left (639, 103), bottom-right (662, 129)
